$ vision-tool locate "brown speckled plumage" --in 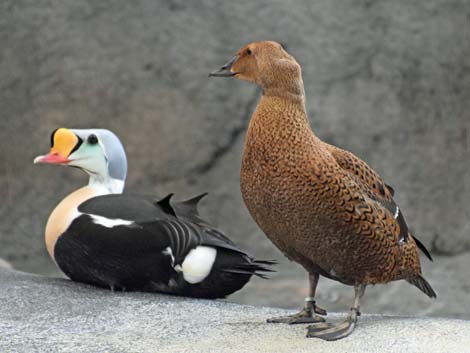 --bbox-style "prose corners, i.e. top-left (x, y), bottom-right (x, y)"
top-left (240, 94), bottom-right (423, 285)
top-left (241, 96), bottom-right (420, 284)
top-left (211, 41), bottom-right (435, 340)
